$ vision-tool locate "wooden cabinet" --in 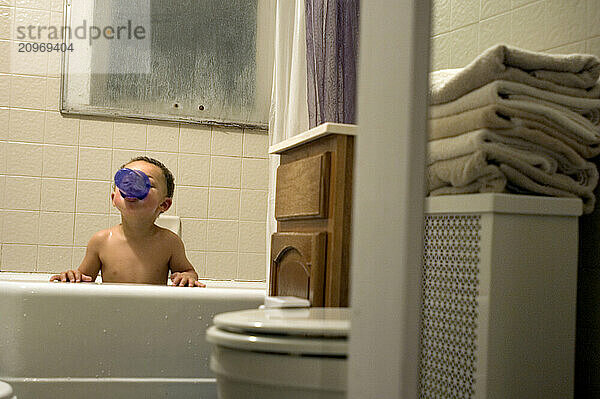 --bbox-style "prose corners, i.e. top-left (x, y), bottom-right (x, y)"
top-left (270, 232), bottom-right (327, 306)
top-left (269, 124), bottom-right (355, 307)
